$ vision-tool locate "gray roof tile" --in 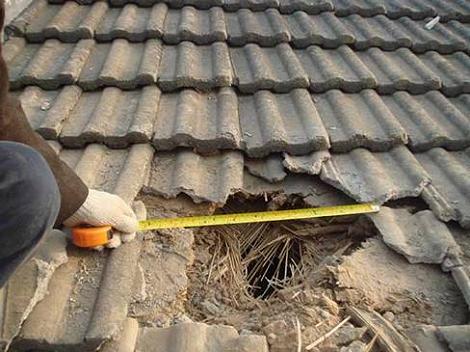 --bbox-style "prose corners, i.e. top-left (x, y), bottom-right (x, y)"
top-left (315, 89), bottom-right (407, 152)
top-left (223, 0), bottom-right (280, 12)
top-left (333, 0), bottom-right (470, 22)
top-left (0, 231), bottom-right (68, 351)
top-left (154, 87), bottom-right (242, 151)
top-left (231, 43), bottom-right (308, 93)
top-left (279, 0), bottom-right (333, 14)
top-left (282, 150), bottom-right (331, 175)
top-left (238, 89), bottom-right (329, 156)
top-left (17, 85), bottom-right (161, 147)
top-left (287, 11), bottom-right (354, 48)
top-left (96, 3), bottom-right (168, 42)
top-left (159, 41), bottom-right (233, 91)
top-left (13, 144), bottom-right (153, 351)
top-left (382, 92), bottom-right (470, 152)
top-left (420, 51), bottom-right (470, 96)
top-left (245, 154), bottom-right (286, 182)
top-left (5, 37), bottom-right (163, 90)
top-left (356, 47), bottom-right (441, 94)
top-left (368, 207), bottom-right (459, 264)
top-left (136, 322), bottom-right (269, 352)
top-left (226, 8), bottom-right (290, 46)
top-left (320, 146), bottom-right (431, 204)
top-left (15, 84), bottom-right (469, 154)
top-left (145, 150), bottom-right (245, 204)
top-left (10, 3), bottom-right (468, 54)
top-left (417, 148), bottom-right (470, 229)
top-left (163, 6), bottom-right (227, 44)
top-left (297, 45), bottom-right (377, 92)
top-left (60, 86), bottom-right (160, 147)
